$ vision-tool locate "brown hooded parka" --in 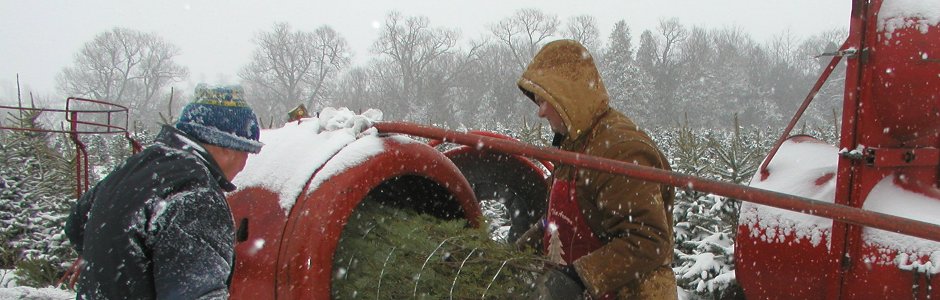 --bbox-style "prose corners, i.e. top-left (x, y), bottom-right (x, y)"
top-left (517, 39), bottom-right (677, 299)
